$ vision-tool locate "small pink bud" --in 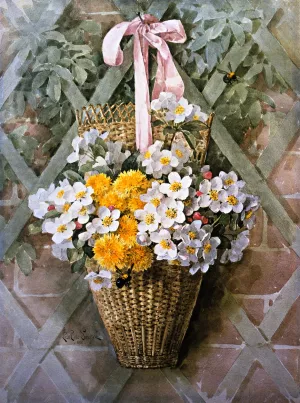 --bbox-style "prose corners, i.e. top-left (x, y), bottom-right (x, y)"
top-left (203, 171), bottom-right (212, 180)
top-left (47, 205), bottom-right (55, 211)
top-left (108, 205), bottom-right (115, 211)
top-left (187, 217), bottom-right (193, 223)
top-left (201, 217), bottom-right (209, 224)
top-left (196, 191), bottom-right (203, 197)
top-left (193, 212), bottom-right (202, 221)
top-left (75, 221), bottom-right (82, 230)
